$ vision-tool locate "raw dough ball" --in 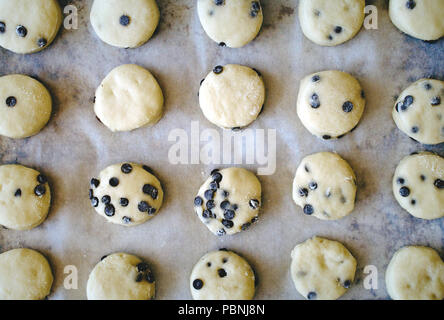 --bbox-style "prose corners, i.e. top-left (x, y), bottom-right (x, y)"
top-left (392, 152), bottom-right (444, 220)
top-left (297, 70), bottom-right (365, 140)
top-left (298, 0), bottom-right (365, 46)
top-left (194, 168), bottom-right (261, 236)
top-left (90, 0), bottom-right (160, 48)
top-left (0, 0), bottom-right (62, 54)
top-left (389, 0), bottom-right (444, 41)
top-left (0, 248), bottom-right (53, 300)
top-left (292, 152), bottom-right (357, 220)
top-left (386, 246), bottom-right (444, 300)
top-left (0, 74), bottom-right (52, 139)
top-left (199, 64), bottom-right (265, 129)
top-left (190, 249), bottom-right (255, 300)
top-left (290, 237), bottom-right (357, 300)
top-left (94, 64), bottom-right (164, 132)
top-left (0, 164), bottom-right (51, 230)
top-left (197, 0), bottom-right (263, 48)
top-left (89, 163), bottom-right (164, 226)
top-left (87, 253), bottom-right (155, 300)
top-left (392, 79), bottom-right (444, 145)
